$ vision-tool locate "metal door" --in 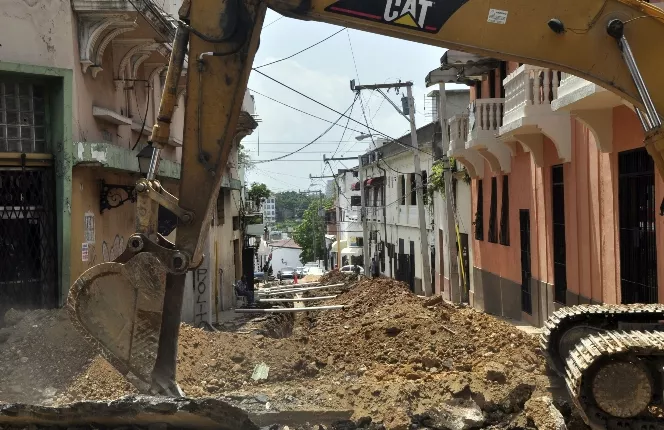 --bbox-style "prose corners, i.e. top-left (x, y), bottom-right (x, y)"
top-left (520, 209), bottom-right (532, 314)
top-left (618, 148), bottom-right (657, 304)
top-left (0, 168), bottom-right (58, 315)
